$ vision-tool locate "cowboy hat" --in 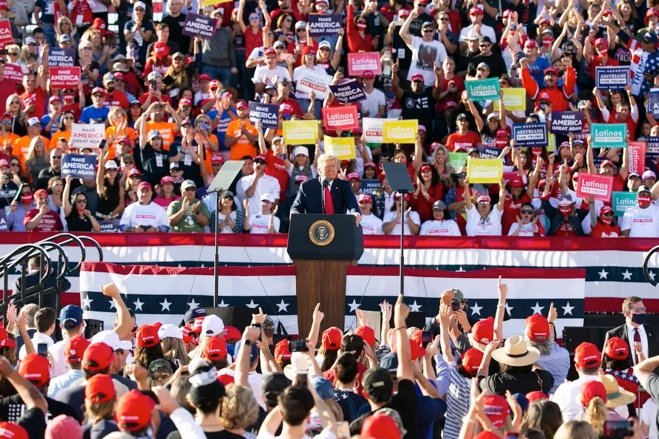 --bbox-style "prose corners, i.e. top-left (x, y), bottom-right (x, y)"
top-left (491, 335), bottom-right (540, 367)
top-left (601, 373), bottom-right (635, 408)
